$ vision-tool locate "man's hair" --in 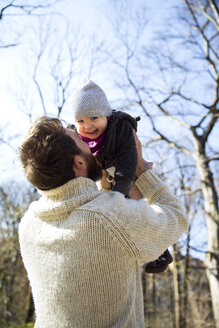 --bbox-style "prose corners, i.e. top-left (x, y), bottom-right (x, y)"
top-left (19, 116), bottom-right (81, 190)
